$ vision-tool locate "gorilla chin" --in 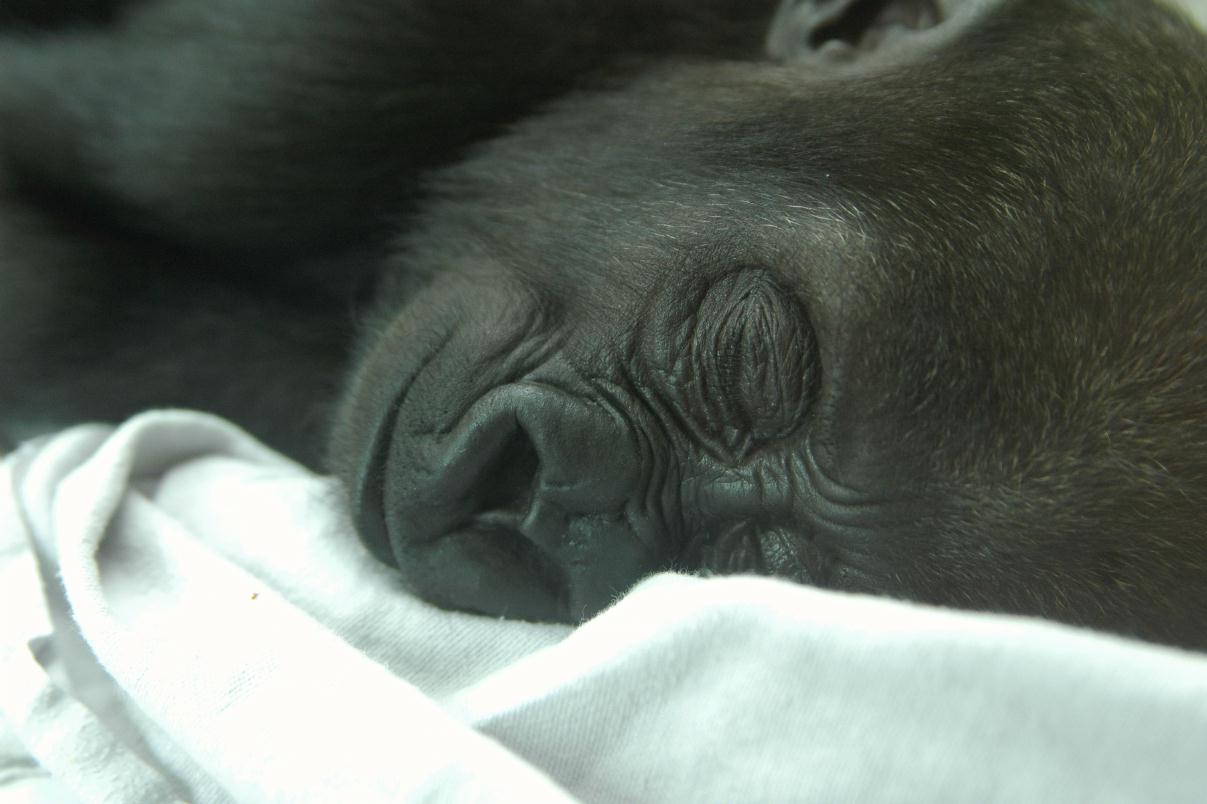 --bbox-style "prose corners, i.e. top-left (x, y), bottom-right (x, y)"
top-left (330, 0), bottom-right (1207, 646)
